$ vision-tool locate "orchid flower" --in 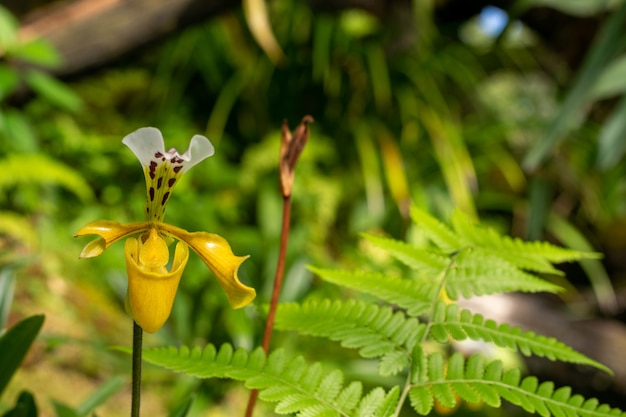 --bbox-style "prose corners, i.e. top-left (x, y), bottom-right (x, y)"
top-left (75, 127), bottom-right (256, 333)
